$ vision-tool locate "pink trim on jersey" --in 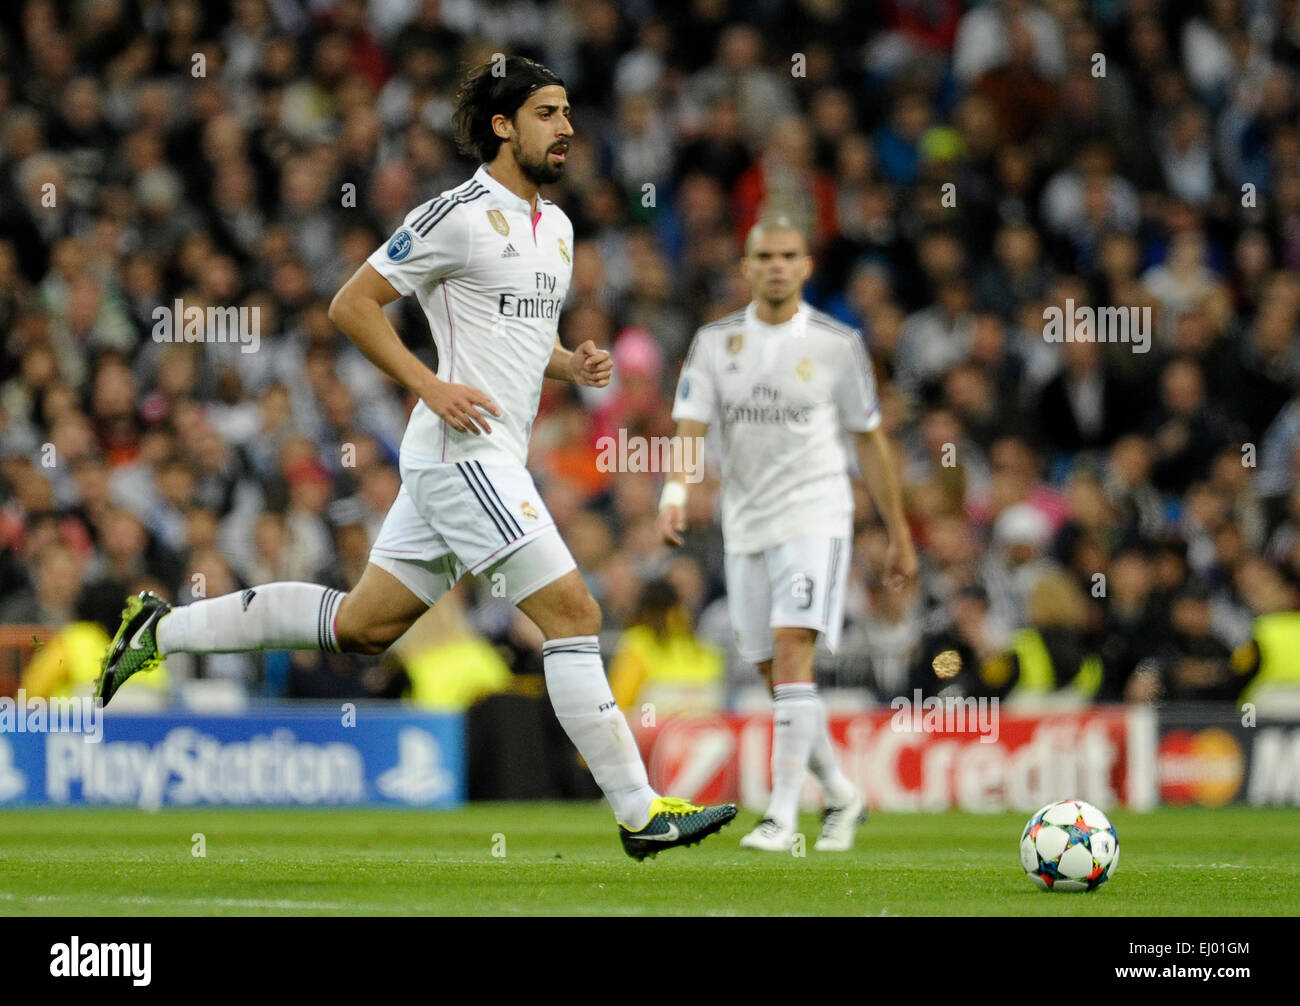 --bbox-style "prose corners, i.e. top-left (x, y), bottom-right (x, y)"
top-left (441, 284), bottom-right (456, 461)
top-left (532, 208), bottom-right (541, 243)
